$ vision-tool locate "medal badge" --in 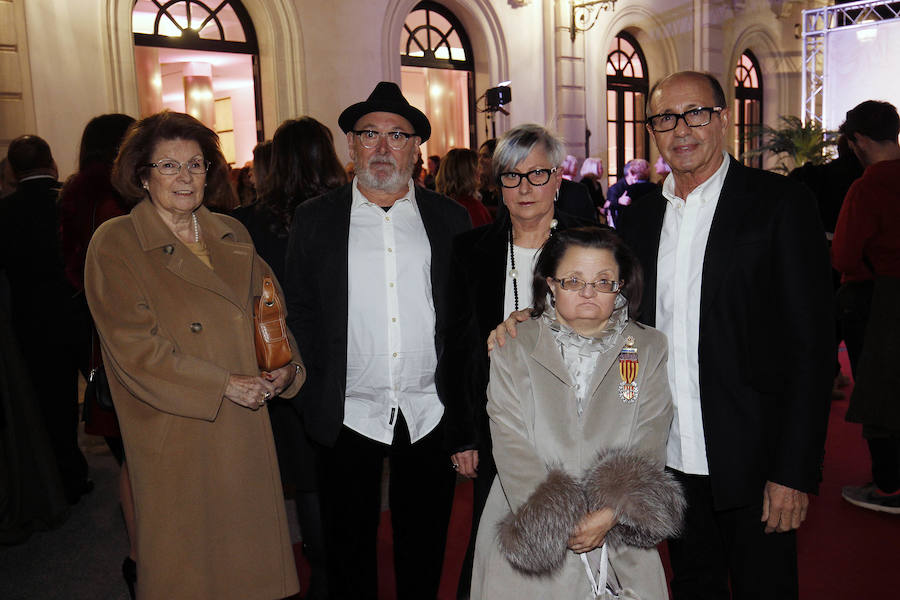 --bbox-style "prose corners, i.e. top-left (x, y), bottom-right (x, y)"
top-left (618, 335), bottom-right (639, 404)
